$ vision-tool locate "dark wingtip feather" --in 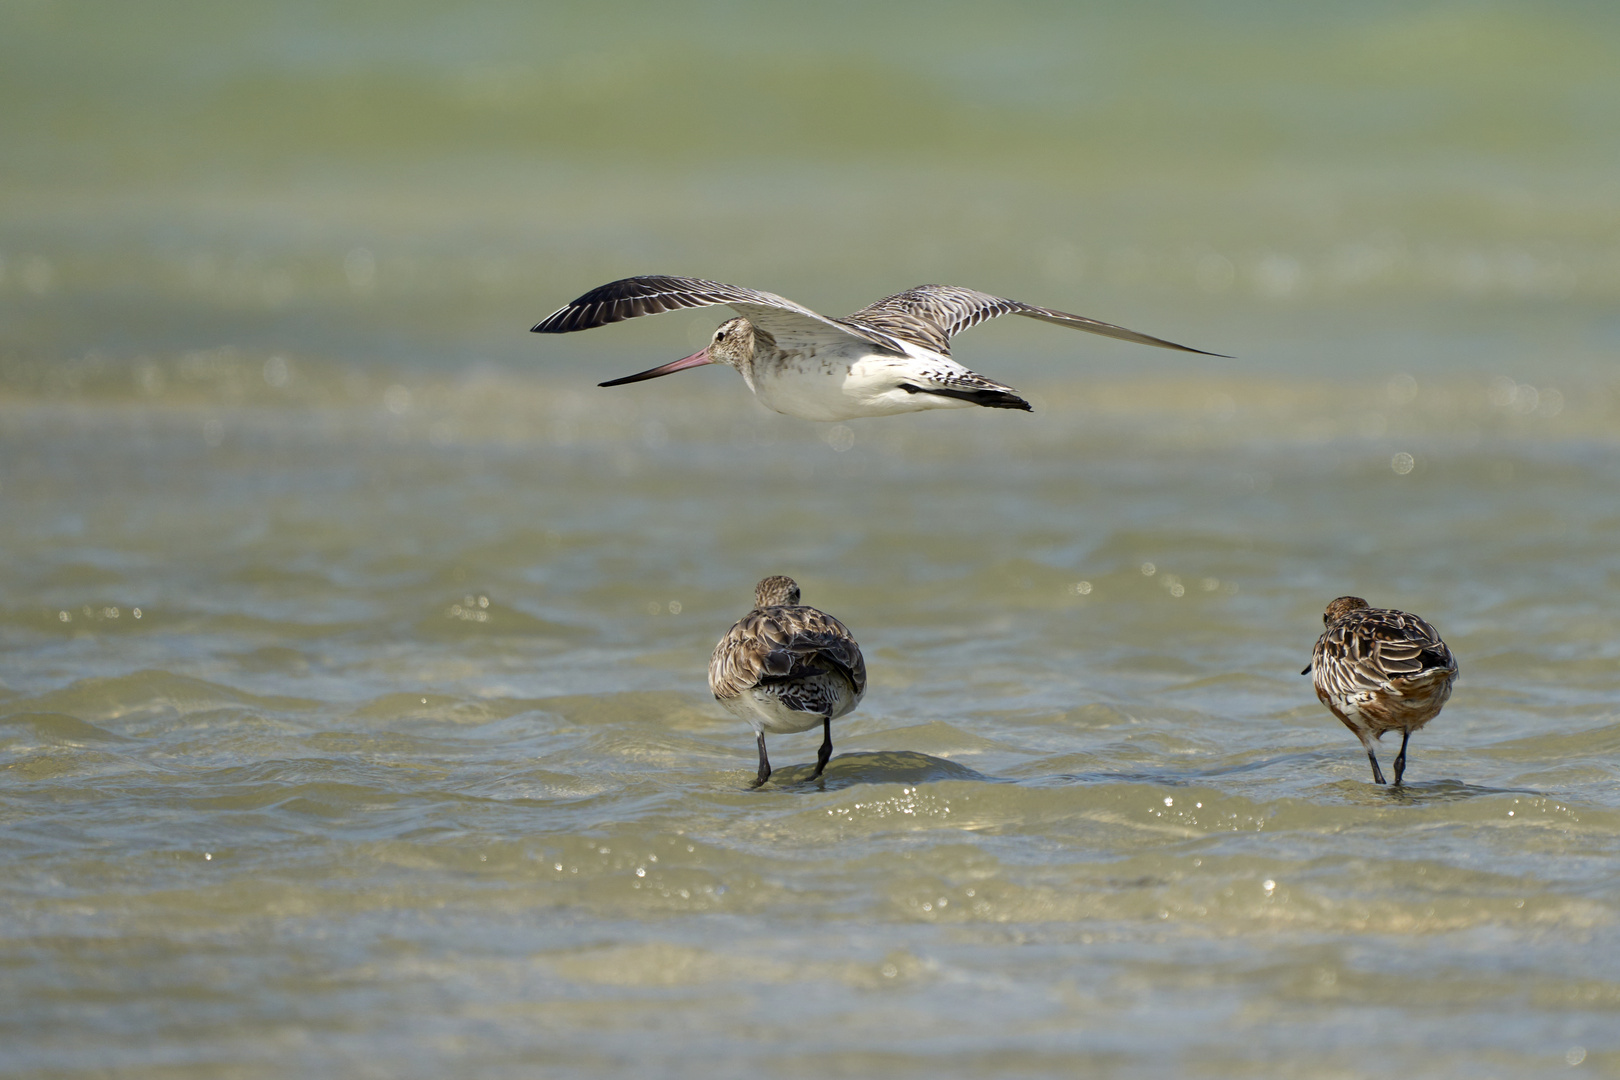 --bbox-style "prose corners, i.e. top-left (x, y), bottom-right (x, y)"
top-left (980, 392), bottom-right (1033, 412)
top-left (1416, 647), bottom-right (1452, 672)
top-left (530, 310), bottom-right (576, 334)
top-left (1152, 340), bottom-right (1231, 358)
top-left (899, 383), bottom-right (1033, 411)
